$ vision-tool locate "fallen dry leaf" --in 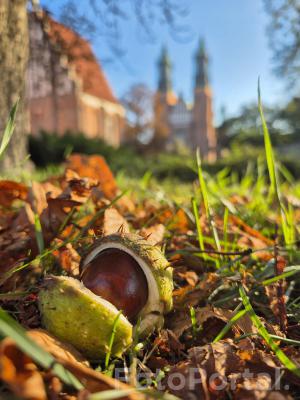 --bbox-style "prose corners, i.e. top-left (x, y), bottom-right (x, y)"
top-left (0, 180), bottom-right (28, 207)
top-left (102, 207), bottom-right (130, 236)
top-left (64, 168), bottom-right (99, 203)
top-left (27, 181), bottom-right (49, 215)
top-left (28, 329), bottom-right (89, 367)
top-left (172, 273), bottom-right (220, 310)
top-left (176, 270), bottom-right (199, 286)
top-left (66, 154), bottom-right (118, 200)
top-left (163, 339), bottom-right (294, 399)
top-left (53, 241), bottom-right (81, 276)
top-left (54, 356), bottom-right (147, 398)
top-left (139, 223), bottom-right (165, 245)
top-left (230, 215), bottom-right (274, 247)
top-left (0, 337), bottom-right (47, 400)
top-left (0, 333), bottom-right (147, 400)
